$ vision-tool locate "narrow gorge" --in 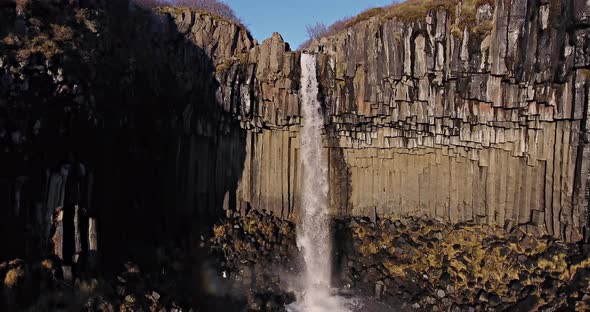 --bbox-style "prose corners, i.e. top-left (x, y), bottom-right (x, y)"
top-left (1, 0), bottom-right (590, 311)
